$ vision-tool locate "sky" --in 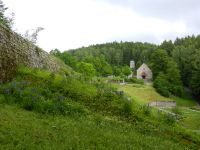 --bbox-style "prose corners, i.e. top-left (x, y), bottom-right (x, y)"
top-left (4, 0), bottom-right (200, 52)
